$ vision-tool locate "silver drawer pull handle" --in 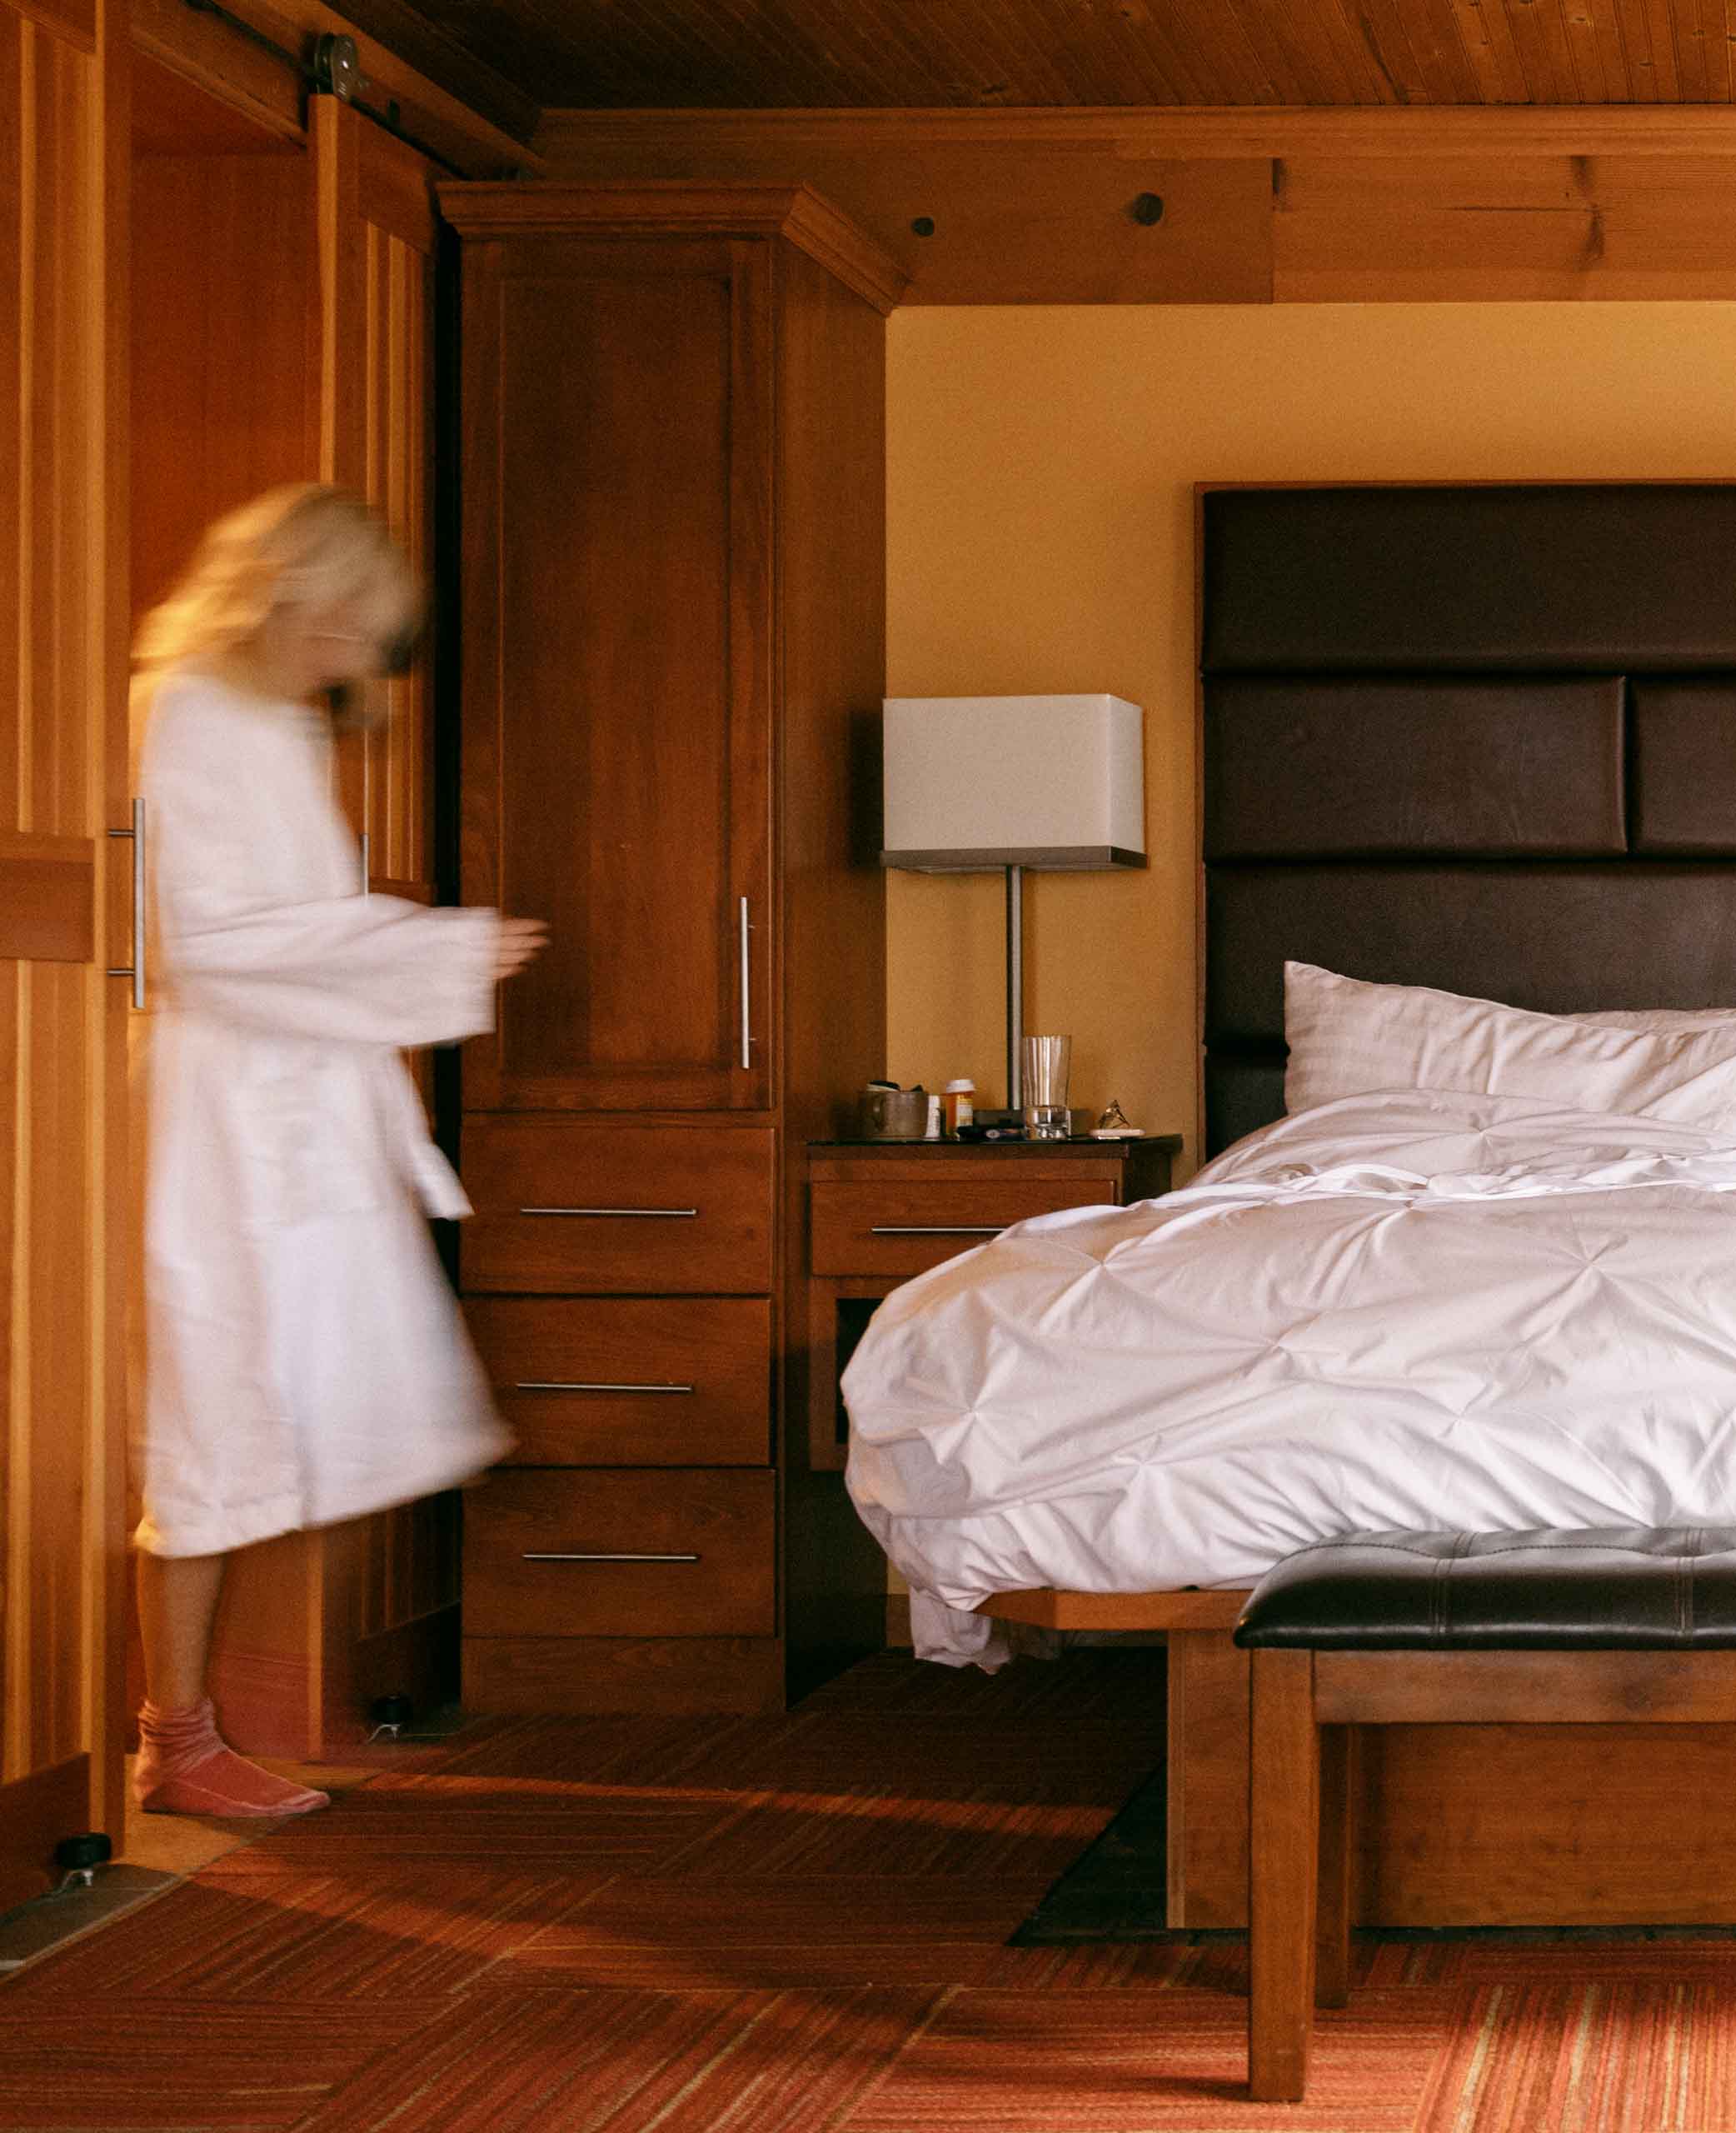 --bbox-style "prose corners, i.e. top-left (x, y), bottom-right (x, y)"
top-left (870, 1223), bottom-right (1005, 1236)
top-left (514, 1381), bottom-right (695, 1396)
top-left (521, 1551), bottom-right (701, 1564)
top-left (519, 1206), bottom-right (699, 1219)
